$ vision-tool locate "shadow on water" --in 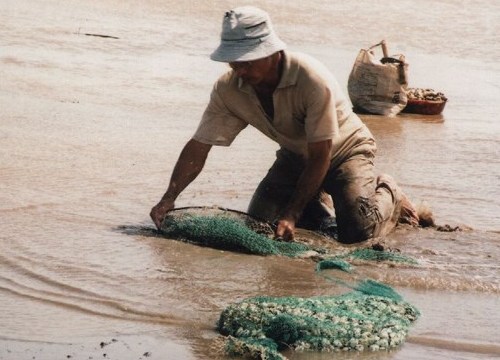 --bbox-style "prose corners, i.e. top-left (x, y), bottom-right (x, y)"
top-left (113, 224), bottom-right (163, 238)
